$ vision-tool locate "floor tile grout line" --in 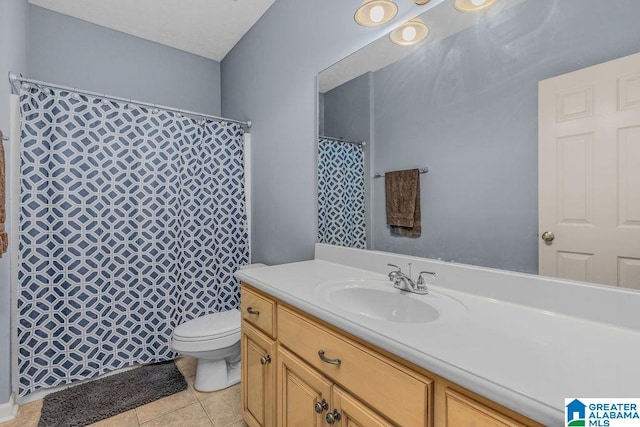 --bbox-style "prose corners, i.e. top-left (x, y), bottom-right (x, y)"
top-left (138, 401), bottom-right (205, 427)
top-left (198, 388), bottom-right (228, 427)
top-left (135, 367), bottom-right (198, 425)
top-left (135, 389), bottom-right (198, 425)
top-left (198, 399), bottom-right (216, 427)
